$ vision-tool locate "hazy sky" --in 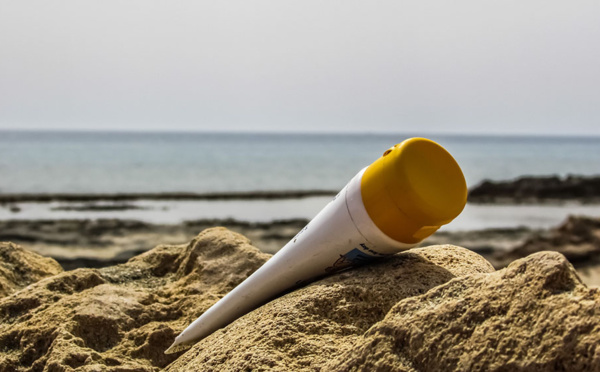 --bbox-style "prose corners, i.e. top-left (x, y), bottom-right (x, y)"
top-left (1, 1), bottom-right (599, 135)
